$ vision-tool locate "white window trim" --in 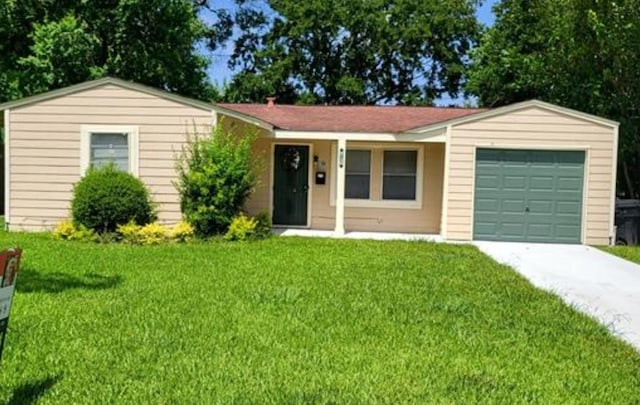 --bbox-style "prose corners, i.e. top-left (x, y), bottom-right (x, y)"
top-left (80, 125), bottom-right (139, 176)
top-left (330, 143), bottom-right (424, 210)
top-left (380, 149), bottom-right (423, 206)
